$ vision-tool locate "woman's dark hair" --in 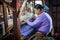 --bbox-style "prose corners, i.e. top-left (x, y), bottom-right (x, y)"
top-left (34, 4), bottom-right (44, 10)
